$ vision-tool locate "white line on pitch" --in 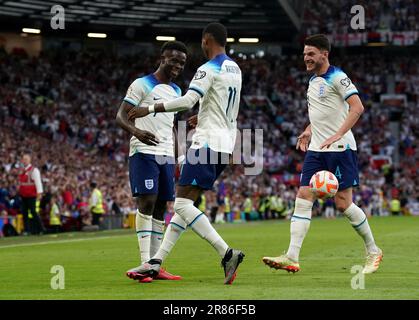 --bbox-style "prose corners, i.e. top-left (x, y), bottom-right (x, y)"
top-left (0, 234), bottom-right (130, 249)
